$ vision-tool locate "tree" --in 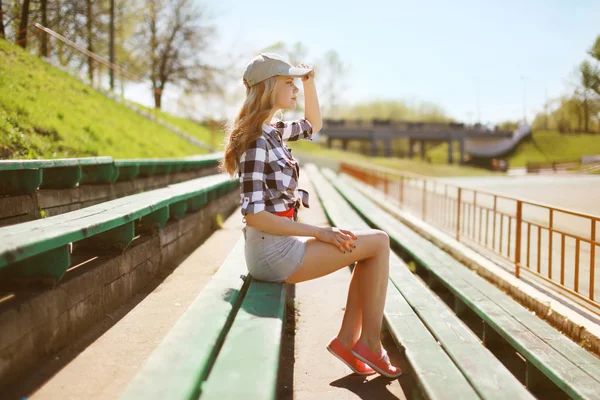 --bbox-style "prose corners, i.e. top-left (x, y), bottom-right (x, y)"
top-left (589, 34), bottom-right (600, 62)
top-left (109, 0), bottom-right (115, 89)
top-left (317, 49), bottom-right (350, 119)
top-left (39, 0), bottom-right (48, 57)
top-left (586, 35), bottom-right (600, 96)
top-left (141, 0), bottom-right (220, 109)
top-left (579, 60), bottom-right (598, 132)
top-left (0, 0), bottom-right (5, 38)
top-left (86, 0), bottom-right (94, 84)
top-left (16, 0), bottom-right (30, 48)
